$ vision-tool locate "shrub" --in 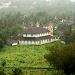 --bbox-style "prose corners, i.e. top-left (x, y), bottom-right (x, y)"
top-left (52, 70), bottom-right (65, 75)
top-left (1, 60), bottom-right (6, 67)
top-left (45, 43), bottom-right (75, 75)
top-left (0, 70), bottom-right (6, 75)
top-left (12, 67), bottom-right (23, 75)
top-left (0, 60), bottom-right (6, 75)
top-left (0, 38), bottom-right (4, 48)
